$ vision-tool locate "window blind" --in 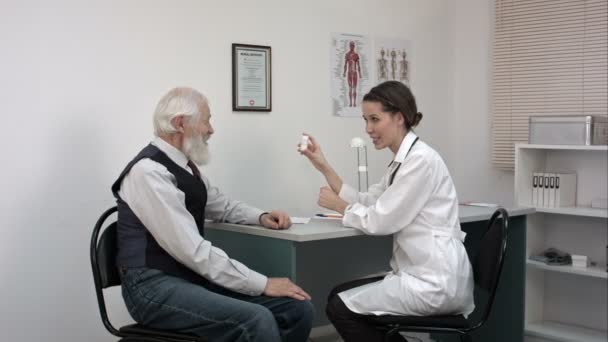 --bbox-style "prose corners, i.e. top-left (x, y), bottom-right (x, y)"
top-left (492, 0), bottom-right (608, 170)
